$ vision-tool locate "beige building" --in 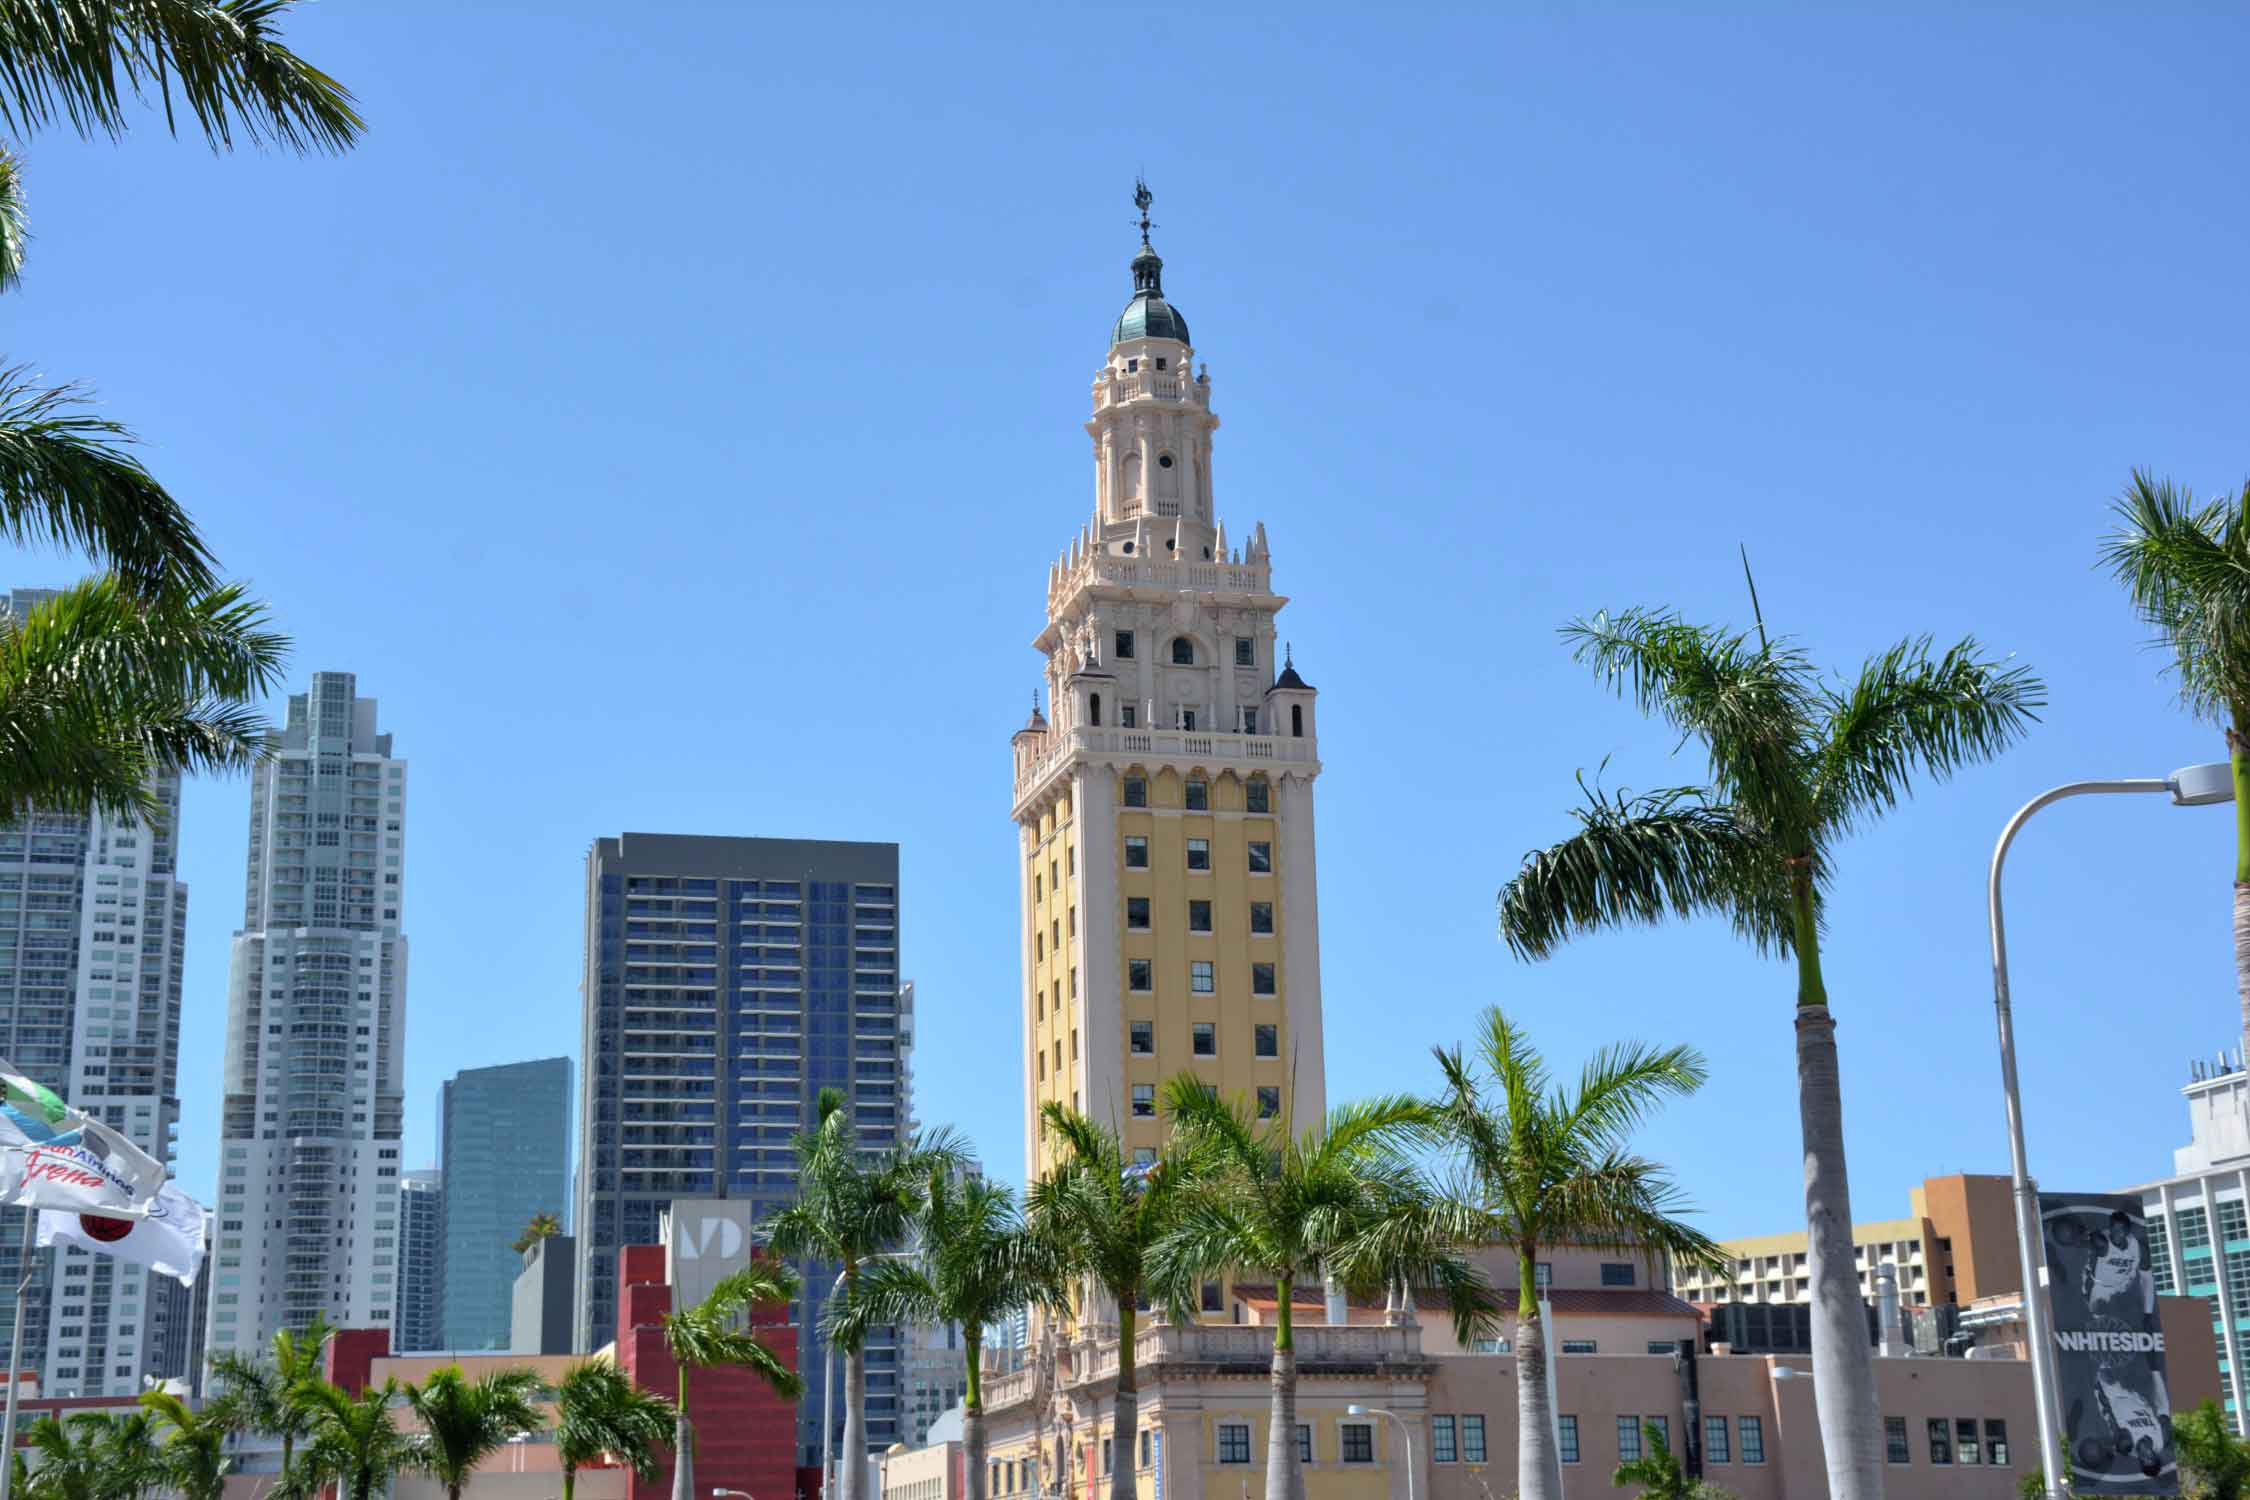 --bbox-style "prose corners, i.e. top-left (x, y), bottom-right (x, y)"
top-left (1011, 191), bottom-right (1324, 1184)
top-left (1669, 1173), bottom-right (2021, 1310)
